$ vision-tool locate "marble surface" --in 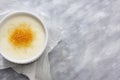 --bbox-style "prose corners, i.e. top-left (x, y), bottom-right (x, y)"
top-left (1, 0), bottom-right (120, 80)
top-left (49, 0), bottom-right (120, 80)
top-left (0, 68), bottom-right (29, 80)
